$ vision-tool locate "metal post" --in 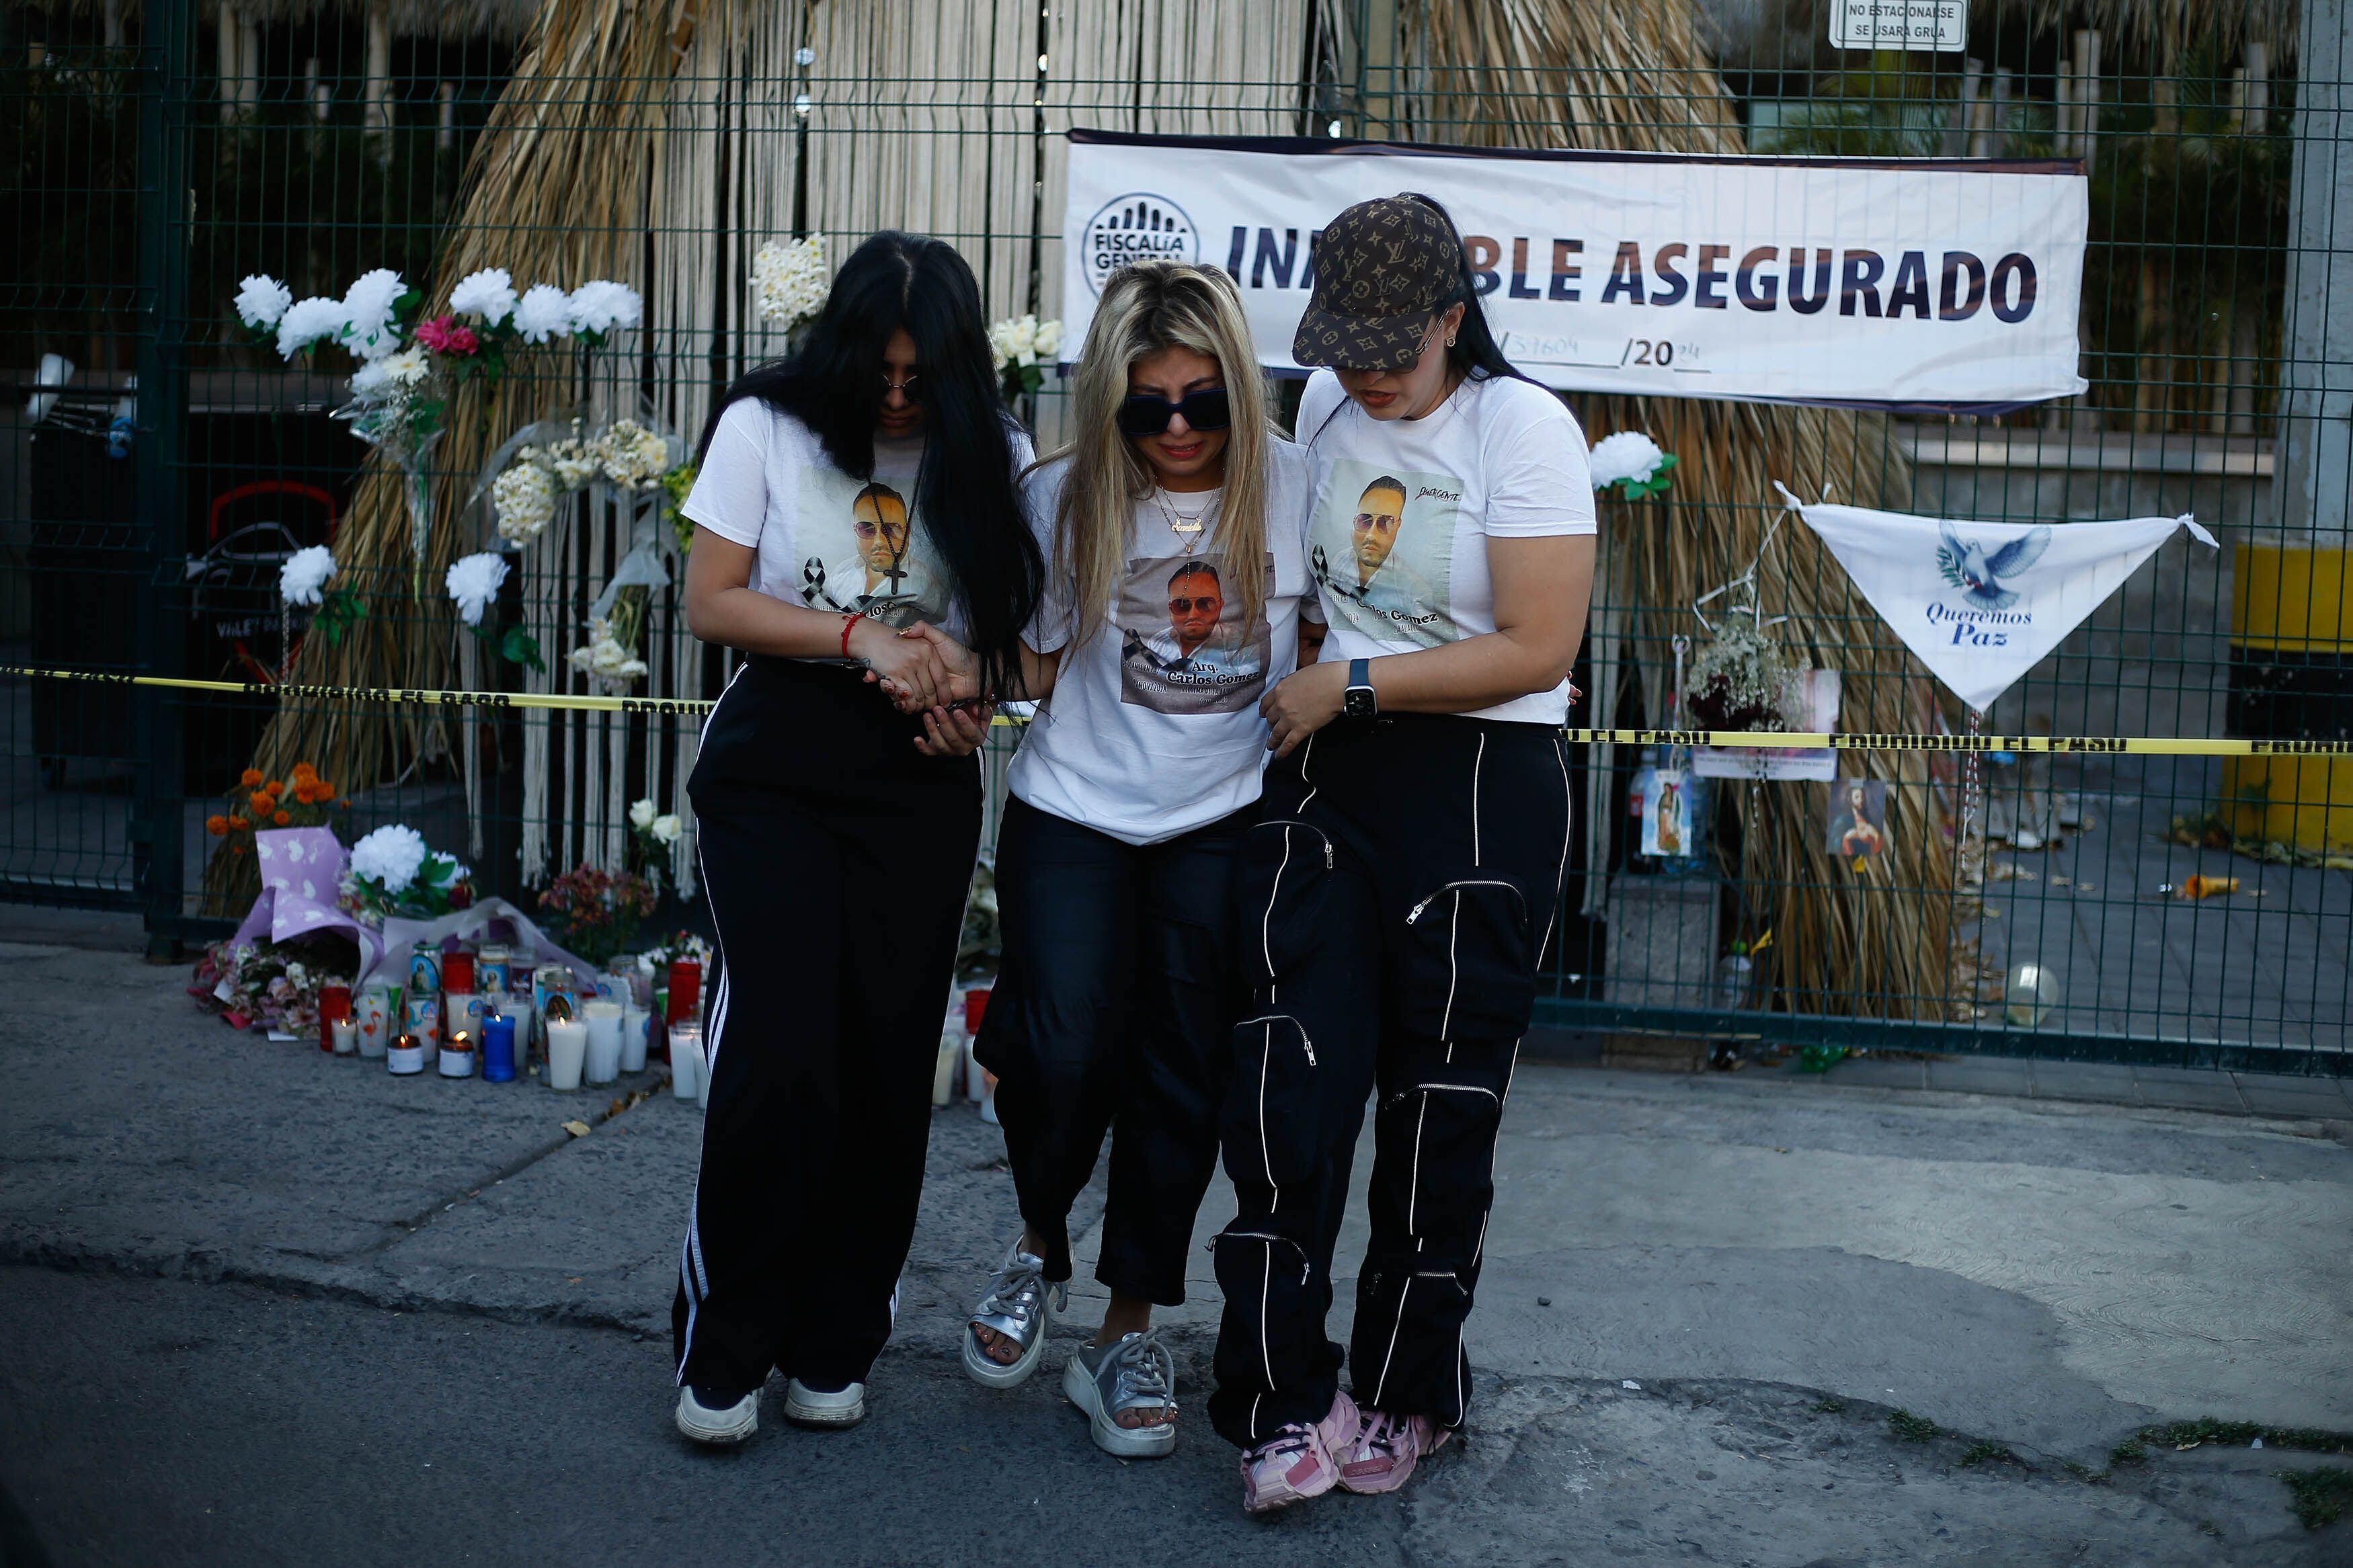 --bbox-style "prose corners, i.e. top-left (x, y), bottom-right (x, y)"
top-left (133, 0), bottom-right (192, 960)
top-left (2280, 0), bottom-right (2353, 540)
